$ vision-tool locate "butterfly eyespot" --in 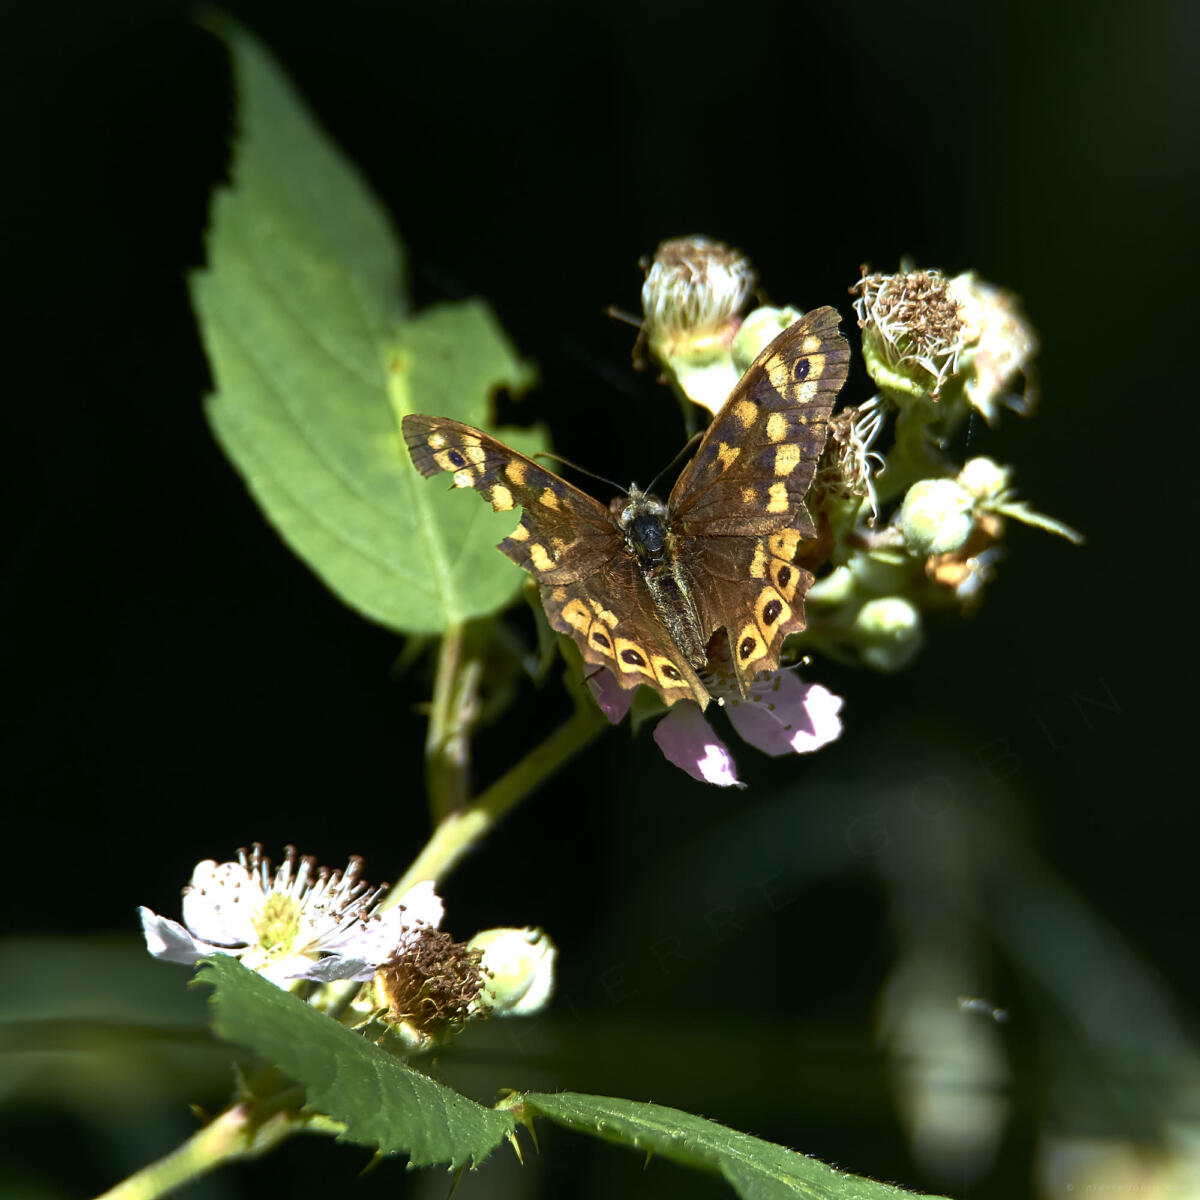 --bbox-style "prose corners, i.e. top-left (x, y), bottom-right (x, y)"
top-left (792, 358), bottom-right (810, 381)
top-left (447, 449), bottom-right (467, 468)
top-left (777, 565), bottom-right (792, 588)
top-left (739, 636), bottom-right (757, 659)
top-left (662, 665), bottom-right (681, 681)
top-left (592, 631), bottom-right (611, 648)
top-left (621, 648), bottom-right (646, 667)
top-left (762, 599), bottom-right (783, 625)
